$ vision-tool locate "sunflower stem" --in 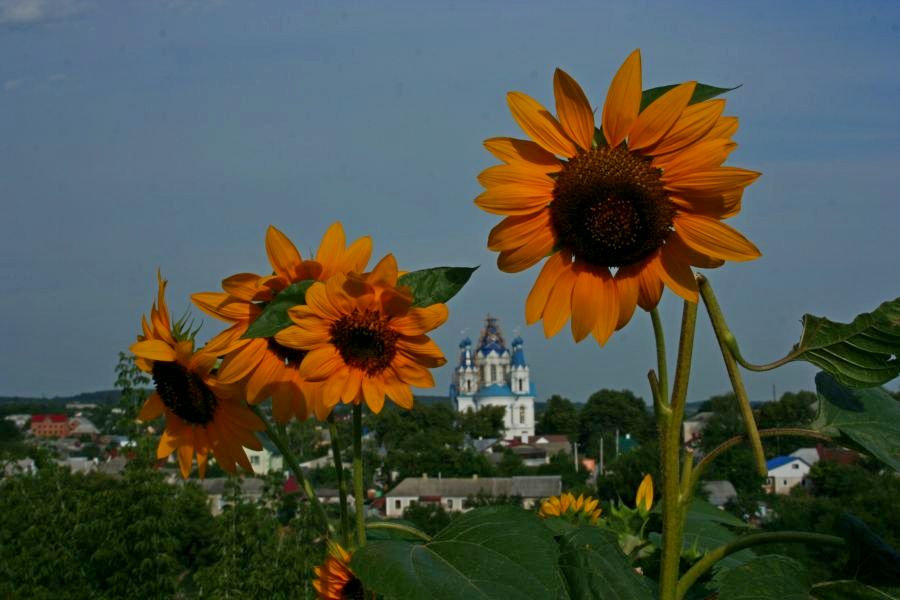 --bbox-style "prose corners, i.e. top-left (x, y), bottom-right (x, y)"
top-left (697, 275), bottom-right (767, 477)
top-left (328, 412), bottom-right (351, 548)
top-left (249, 405), bottom-right (333, 537)
top-left (352, 402), bottom-right (366, 547)
top-left (650, 308), bottom-right (669, 406)
top-left (658, 298), bottom-right (698, 600)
